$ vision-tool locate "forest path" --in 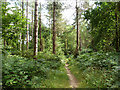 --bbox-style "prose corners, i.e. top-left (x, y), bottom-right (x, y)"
top-left (65, 63), bottom-right (78, 88)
